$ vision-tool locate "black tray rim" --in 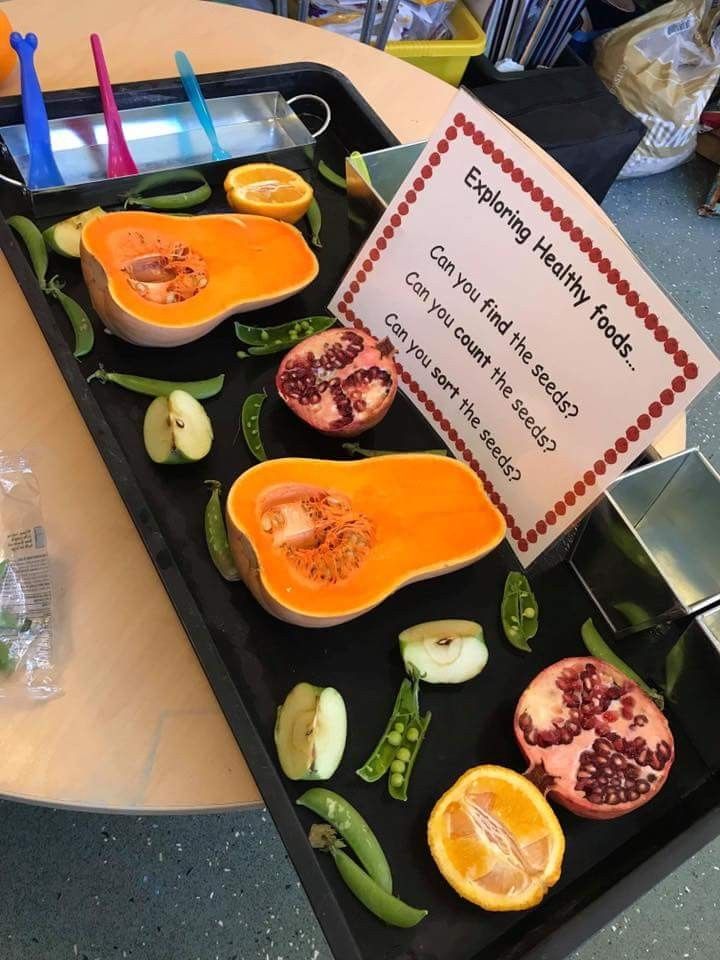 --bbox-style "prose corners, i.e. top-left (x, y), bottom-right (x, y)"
top-left (2, 60), bottom-right (719, 960)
